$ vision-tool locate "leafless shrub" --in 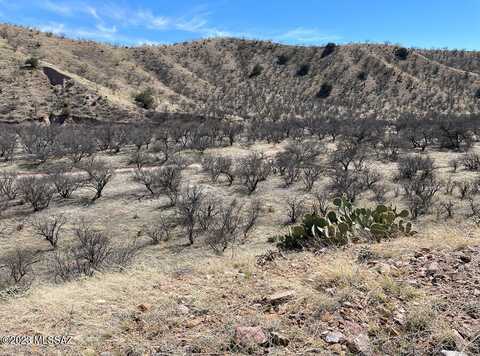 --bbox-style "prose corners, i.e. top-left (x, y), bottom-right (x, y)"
top-left (133, 165), bottom-right (183, 204)
top-left (327, 168), bottom-right (363, 202)
top-left (359, 168), bottom-right (383, 190)
top-left (107, 240), bottom-right (139, 269)
top-left (444, 177), bottom-right (455, 195)
top-left (74, 222), bottom-right (112, 270)
top-left (397, 155), bottom-right (435, 181)
top-left (468, 198), bottom-right (480, 225)
top-left (48, 166), bottom-right (84, 199)
top-left (203, 155), bottom-right (234, 184)
top-left (31, 214), bottom-right (66, 249)
top-left (301, 165), bottom-right (323, 192)
top-left (177, 186), bottom-right (204, 245)
top-left (402, 175), bottom-right (441, 219)
top-left (129, 151), bottom-right (154, 170)
top-left (0, 126), bottom-right (17, 162)
top-left (17, 176), bottom-right (55, 211)
top-left (378, 135), bottom-right (403, 161)
top-left (134, 168), bottom-right (164, 198)
top-left (372, 183), bottom-right (389, 204)
top-left (151, 129), bottom-right (174, 164)
top-left (198, 197), bottom-right (220, 232)
top-left (449, 158), bottom-right (459, 173)
top-left (0, 249), bottom-right (40, 285)
top-left (78, 157), bottom-right (114, 201)
top-left (206, 199), bottom-right (243, 254)
top-left (438, 200), bottom-right (455, 219)
top-left (0, 170), bottom-right (18, 201)
top-left (56, 127), bottom-right (96, 163)
top-left (312, 189), bottom-right (330, 216)
top-left (18, 124), bottom-right (58, 163)
top-left (145, 215), bottom-right (175, 244)
top-left (330, 141), bottom-right (366, 172)
top-left (202, 154), bottom-right (223, 183)
top-left (462, 153), bottom-right (480, 171)
top-left (237, 152), bottom-right (272, 194)
top-left (456, 180), bottom-right (474, 200)
top-left (242, 199), bottom-right (262, 239)
top-left (51, 222), bottom-right (135, 282)
top-left (129, 124), bottom-right (153, 151)
top-left (286, 196), bottom-right (306, 225)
